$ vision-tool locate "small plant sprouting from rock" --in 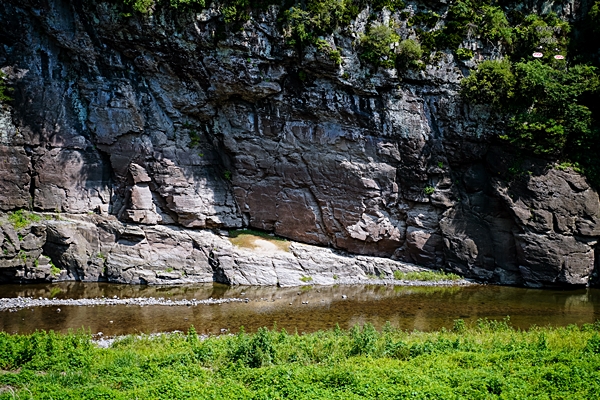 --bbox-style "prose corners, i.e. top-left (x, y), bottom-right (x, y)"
top-left (188, 130), bottom-right (201, 147)
top-left (165, 267), bottom-right (174, 273)
top-left (50, 261), bottom-right (61, 277)
top-left (0, 71), bottom-right (12, 103)
top-left (393, 270), bottom-right (461, 282)
top-left (424, 185), bottom-right (435, 195)
top-left (455, 48), bottom-right (474, 60)
top-left (8, 210), bottom-right (41, 230)
top-left (299, 276), bottom-right (313, 283)
top-left (223, 170), bottom-right (232, 181)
